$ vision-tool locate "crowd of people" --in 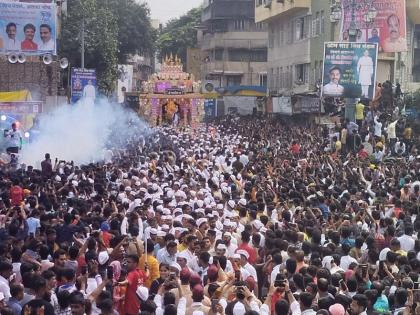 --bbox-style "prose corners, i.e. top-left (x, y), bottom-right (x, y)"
top-left (0, 112), bottom-right (419, 315)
